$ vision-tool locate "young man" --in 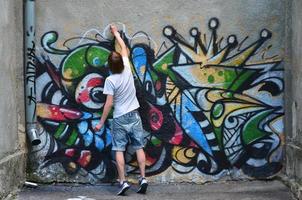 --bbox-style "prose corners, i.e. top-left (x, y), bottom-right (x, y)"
top-left (94, 25), bottom-right (148, 196)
